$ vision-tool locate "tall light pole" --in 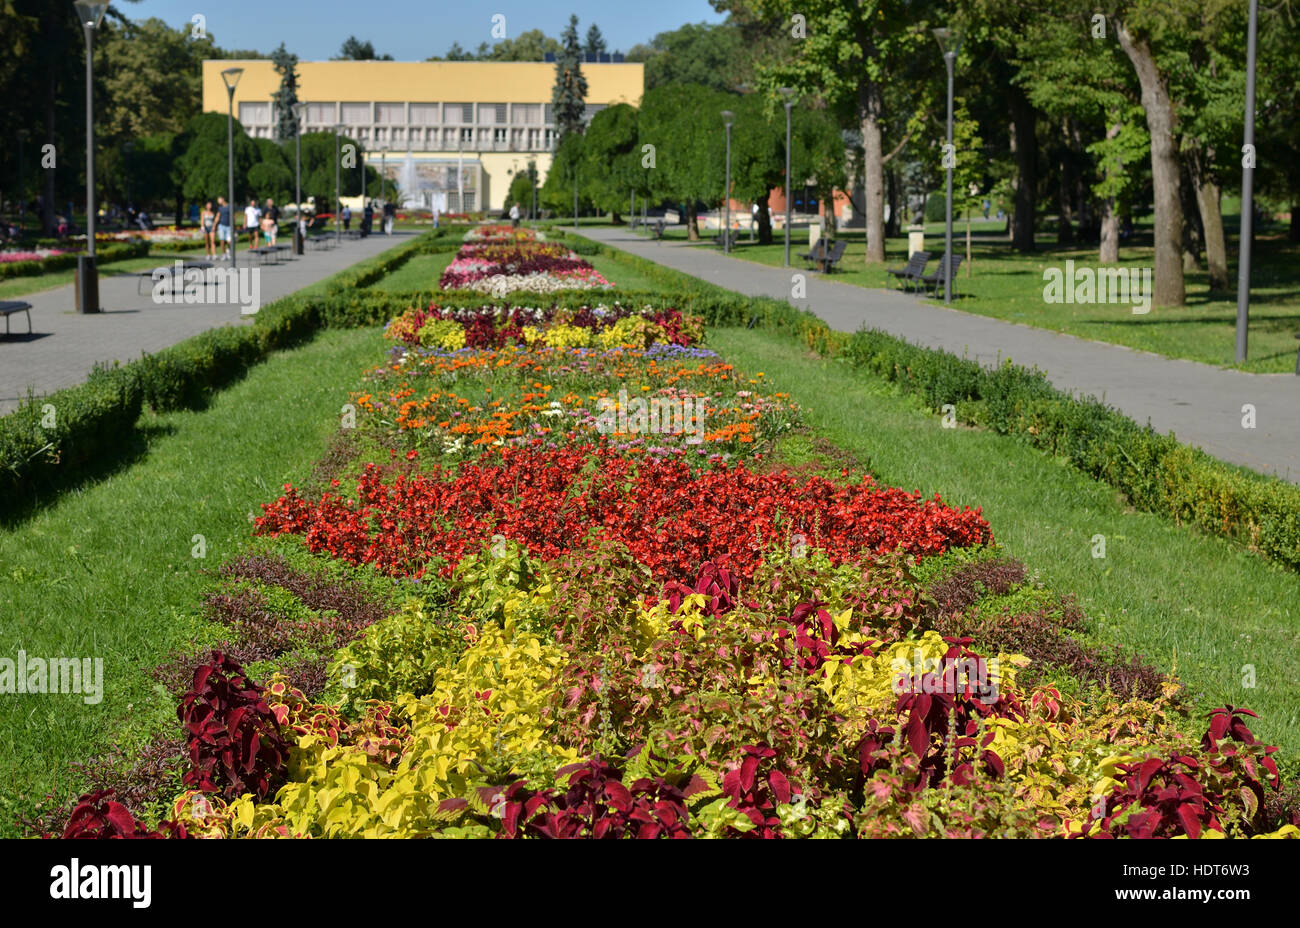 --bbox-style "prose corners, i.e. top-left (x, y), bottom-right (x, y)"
top-left (722, 110), bottom-right (734, 254)
top-left (292, 101), bottom-right (304, 255)
top-left (73, 1), bottom-right (108, 314)
top-left (1234, 0), bottom-right (1259, 364)
top-left (779, 88), bottom-right (795, 266)
top-left (340, 124), bottom-right (345, 244)
top-left (221, 66), bottom-right (243, 267)
top-left (380, 143), bottom-right (388, 205)
top-left (933, 27), bottom-right (963, 304)
top-left (573, 165), bottom-right (579, 233)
